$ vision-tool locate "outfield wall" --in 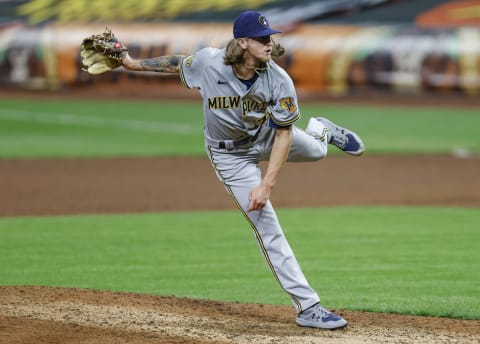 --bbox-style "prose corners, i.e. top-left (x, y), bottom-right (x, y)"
top-left (0, 22), bottom-right (479, 97)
